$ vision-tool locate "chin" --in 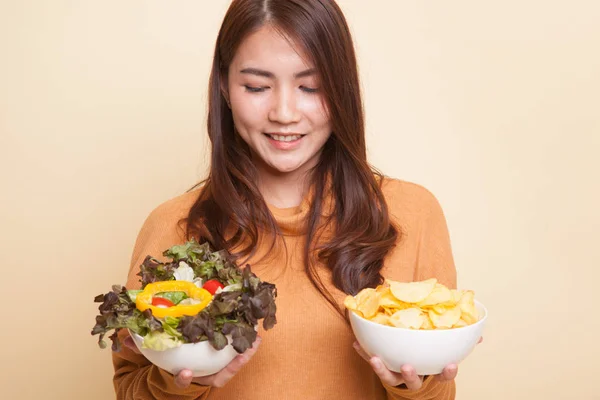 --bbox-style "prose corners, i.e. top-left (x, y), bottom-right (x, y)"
top-left (268, 161), bottom-right (306, 174)
top-left (273, 165), bottom-right (303, 174)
